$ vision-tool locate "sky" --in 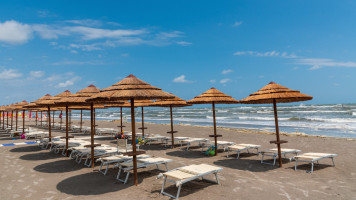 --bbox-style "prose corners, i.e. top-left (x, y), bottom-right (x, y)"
top-left (1, 0), bottom-right (356, 105)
